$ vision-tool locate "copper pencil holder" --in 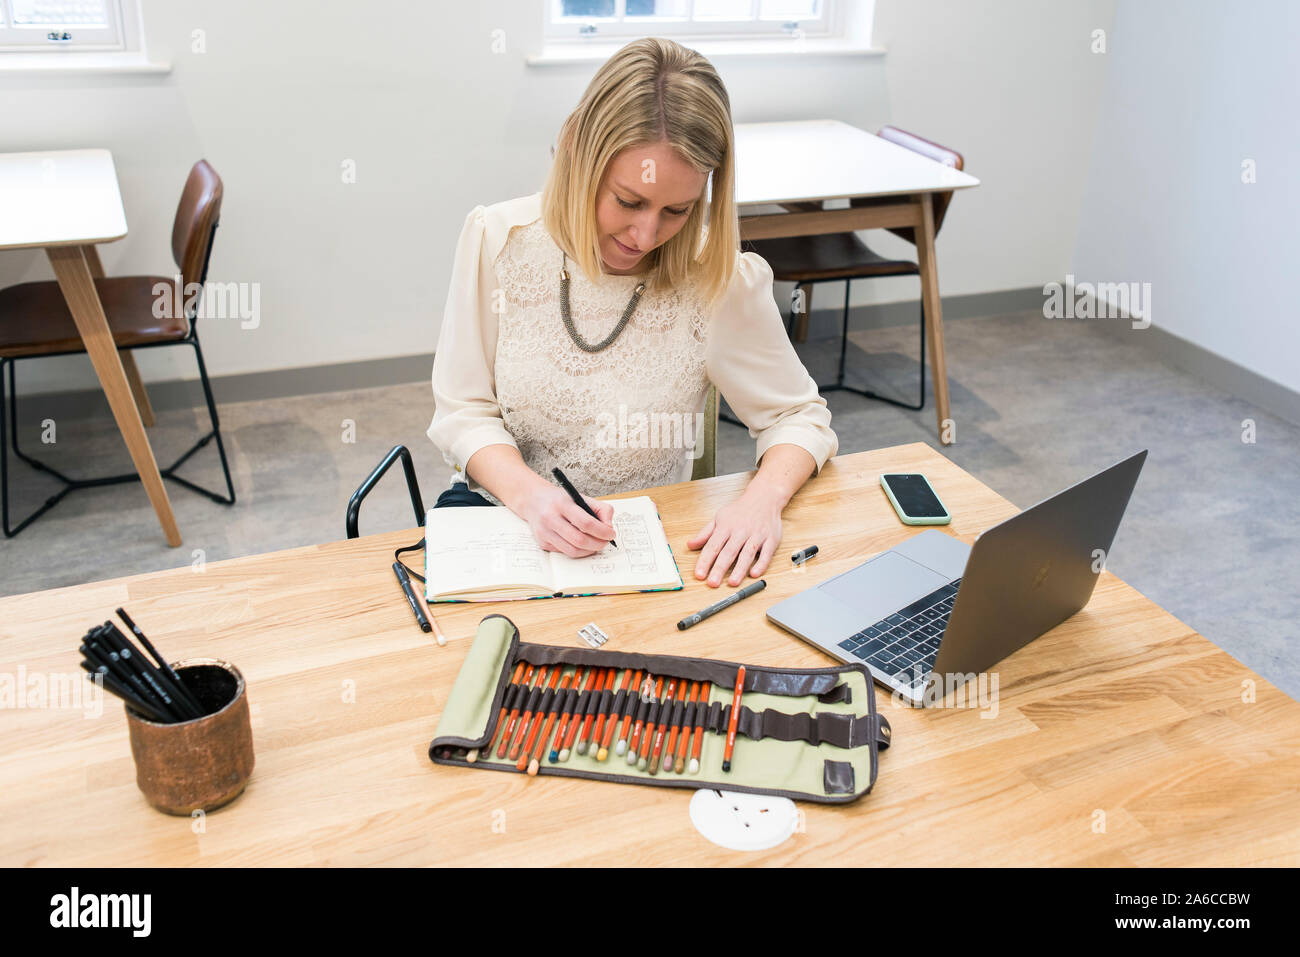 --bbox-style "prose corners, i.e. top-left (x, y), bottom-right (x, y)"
top-left (125, 658), bottom-right (255, 815)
